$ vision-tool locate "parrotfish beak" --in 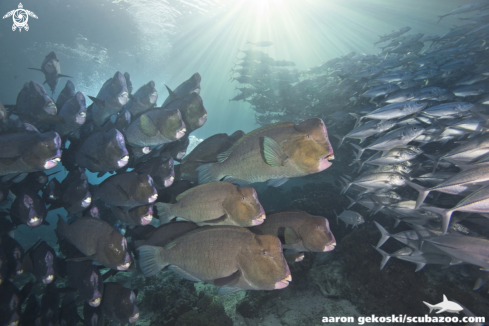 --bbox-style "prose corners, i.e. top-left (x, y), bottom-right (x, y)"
top-left (27, 215), bottom-right (42, 227)
top-left (177, 151), bottom-right (186, 160)
top-left (129, 311), bottom-right (140, 323)
top-left (318, 153), bottom-right (334, 171)
top-left (164, 174), bottom-right (175, 188)
top-left (199, 112), bottom-right (208, 126)
top-left (44, 157), bottom-right (61, 170)
top-left (118, 155), bottom-right (130, 168)
top-left (274, 274), bottom-right (292, 289)
top-left (82, 194), bottom-right (92, 208)
top-left (89, 297), bottom-right (101, 307)
top-left (142, 147), bottom-right (151, 154)
top-left (252, 213), bottom-right (266, 226)
top-left (294, 253), bottom-right (305, 262)
top-left (324, 241), bottom-right (336, 252)
top-left (148, 192), bottom-right (158, 203)
top-left (44, 102), bottom-right (57, 115)
top-left (176, 122), bottom-right (186, 139)
top-left (76, 111), bottom-right (87, 125)
top-left (42, 274), bottom-right (54, 284)
top-left (140, 212), bottom-right (153, 226)
top-left (117, 253), bottom-right (132, 271)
